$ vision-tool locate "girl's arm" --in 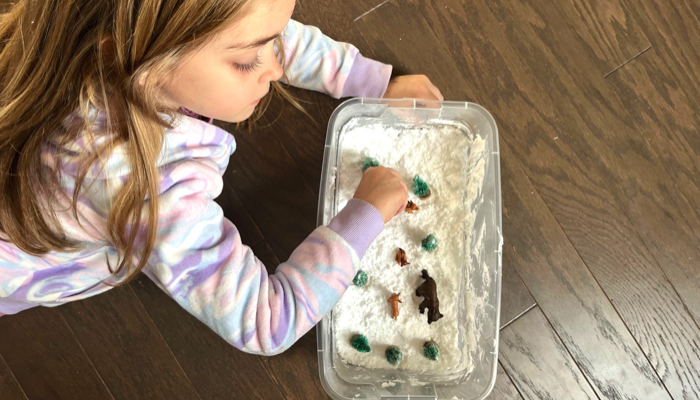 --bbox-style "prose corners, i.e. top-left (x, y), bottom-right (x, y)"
top-left (280, 20), bottom-right (393, 99)
top-left (141, 119), bottom-right (384, 355)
